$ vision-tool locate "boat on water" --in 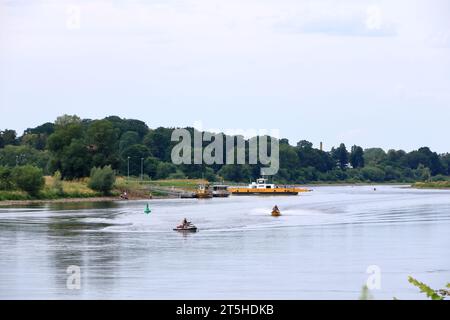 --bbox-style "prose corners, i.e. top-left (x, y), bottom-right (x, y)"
top-left (228, 178), bottom-right (310, 196)
top-left (173, 222), bottom-right (198, 232)
top-left (194, 184), bottom-right (214, 199)
top-left (272, 206), bottom-right (281, 217)
top-left (212, 185), bottom-right (231, 198)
